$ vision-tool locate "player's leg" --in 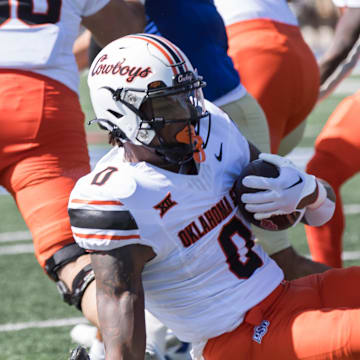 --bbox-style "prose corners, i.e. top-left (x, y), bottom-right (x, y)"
top-left (219, 92), bottom-right (270, 153)
top-left (277, 120), bottom-right (306, 157)
top-left (287, 267), bottom-right (360, 359)
top-left (5, 72), bottom-right (91, 271)
top-left (226, 19), bottom-right (319, 154)
top-left (305, 152), bottom-right (351, 267)
top-left (305, 91), bottom-right (360, 267)
top-left (0, 71), bottom-right (90, 271)
top-left (278, 22), bottom-right (319, 154)
top-left (0, 71), bottom-right (100, 356)
top-left (204, 268), bottom-right (360, 360)
top-left (226, 19), bottom-right (289, 154)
